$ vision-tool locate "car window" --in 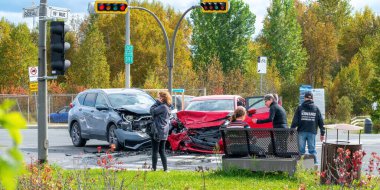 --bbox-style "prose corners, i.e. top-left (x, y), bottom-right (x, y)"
top-left (186, 99), bottom-right (234, 111)
top-left (247, 97), bottom-right (265, 109)
top-left (77, 93), bottom-right (86, 105)
top-left (95, 94), bottom-right (108, 106)
top-left (108, 93), bottom-right (155, 107)
top-left (58, 108), bottom-right (66, 114)
top-left (83, 93), bottom-right (97, 107)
